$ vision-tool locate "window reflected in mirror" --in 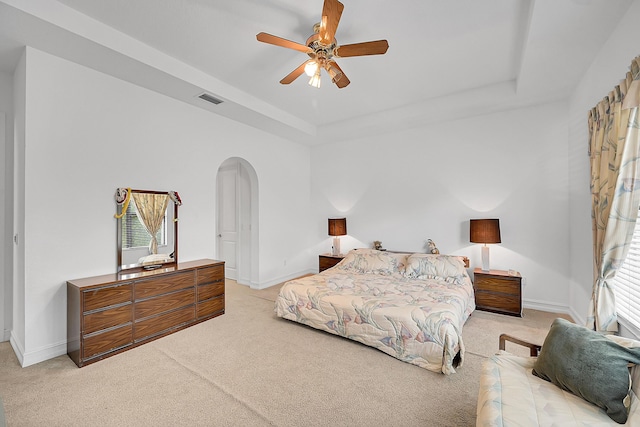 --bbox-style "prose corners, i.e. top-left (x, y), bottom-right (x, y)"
top-left (121, 201), bottom-right (167, 250)
top-left (115, 188), bottom-right (180, 272)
